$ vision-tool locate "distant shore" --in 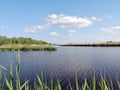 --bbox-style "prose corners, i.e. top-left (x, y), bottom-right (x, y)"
top-left (60, 41), bottom-right (120, 47)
